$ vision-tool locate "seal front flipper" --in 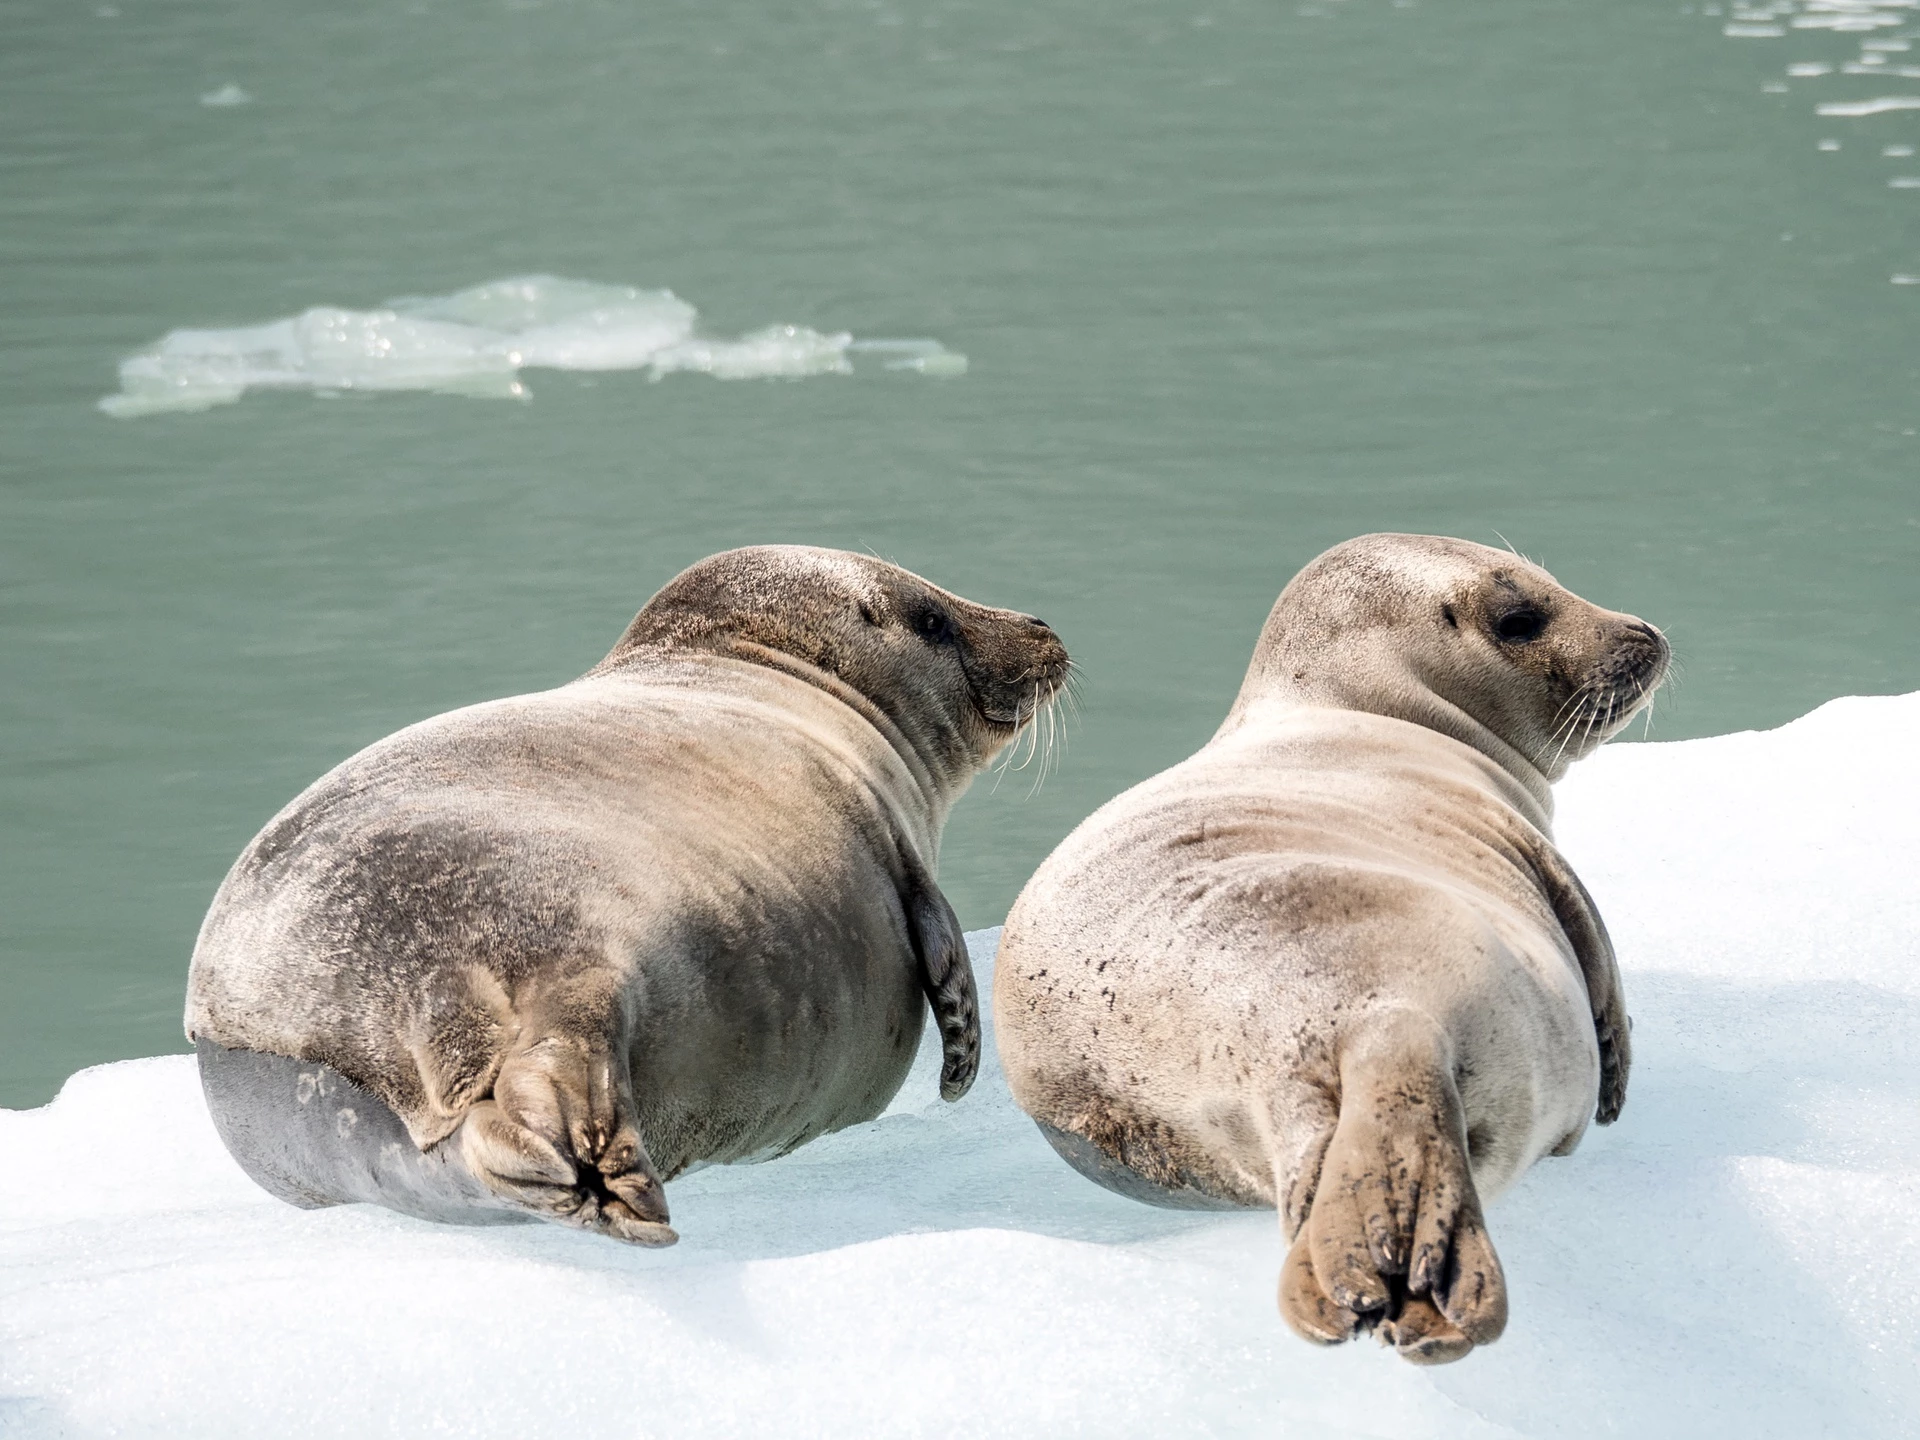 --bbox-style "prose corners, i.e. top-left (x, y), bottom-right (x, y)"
top-left (1530, 843), bottom-right (1632, 1125)
top-left (904, 860), bottom-right (977, 1101)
